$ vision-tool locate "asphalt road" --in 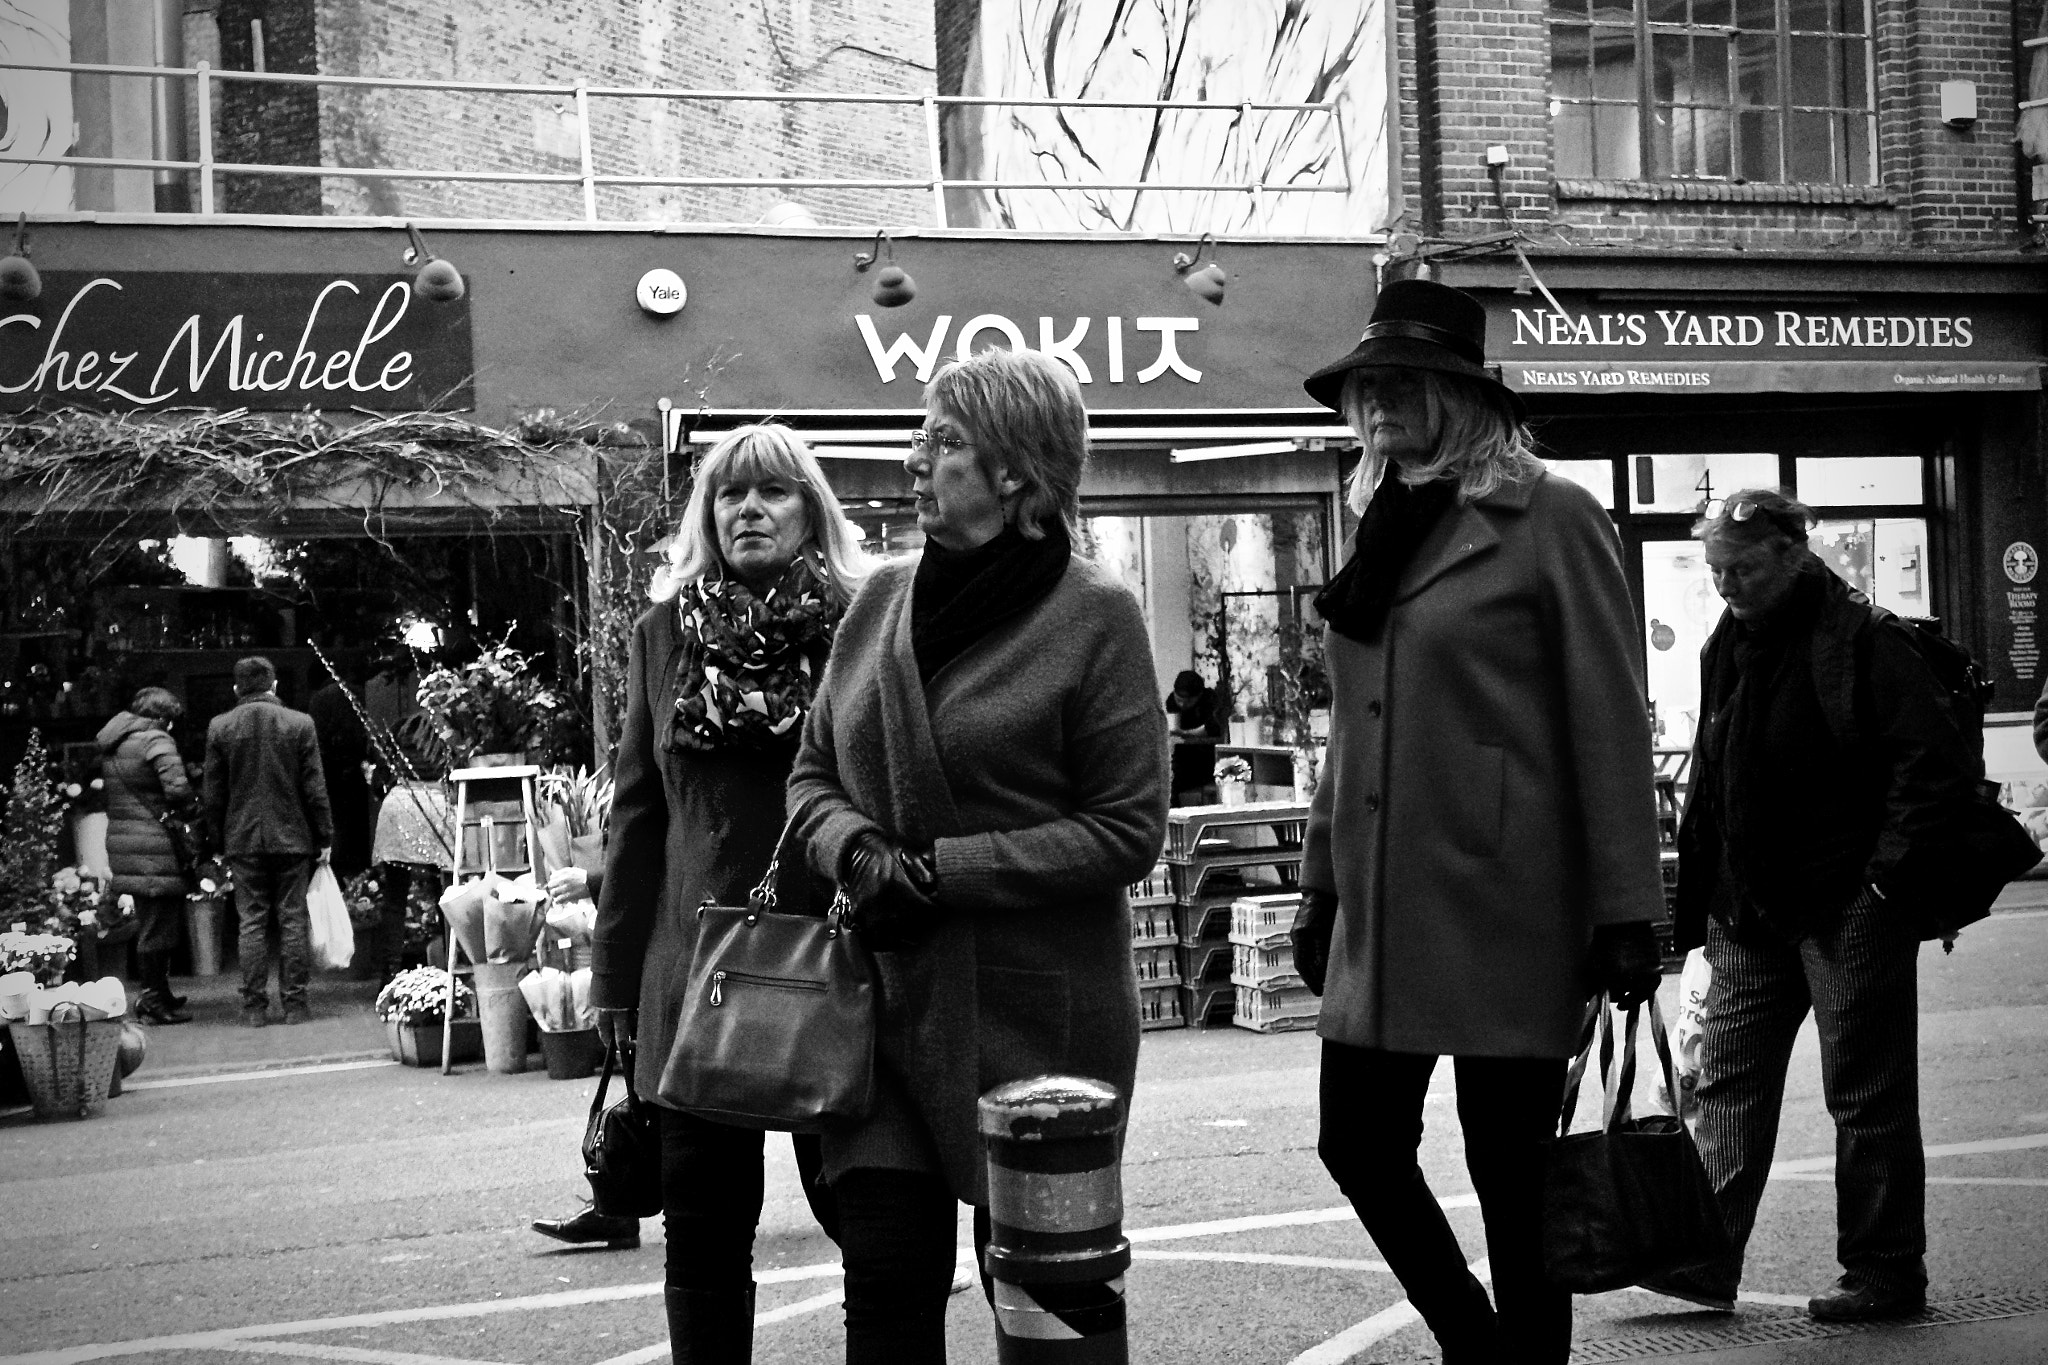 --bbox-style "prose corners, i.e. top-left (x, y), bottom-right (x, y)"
top-left (3, 898), bottom-right (2045, 1365)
